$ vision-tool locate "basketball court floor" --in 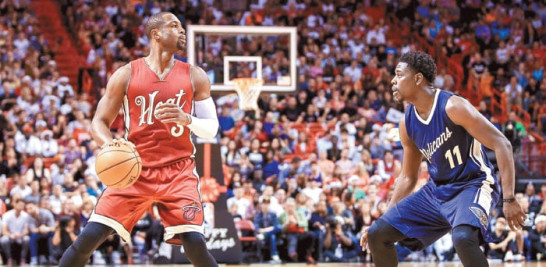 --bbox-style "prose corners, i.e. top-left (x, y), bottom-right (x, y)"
top-left (41, 263), bottom-right (541, 267)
